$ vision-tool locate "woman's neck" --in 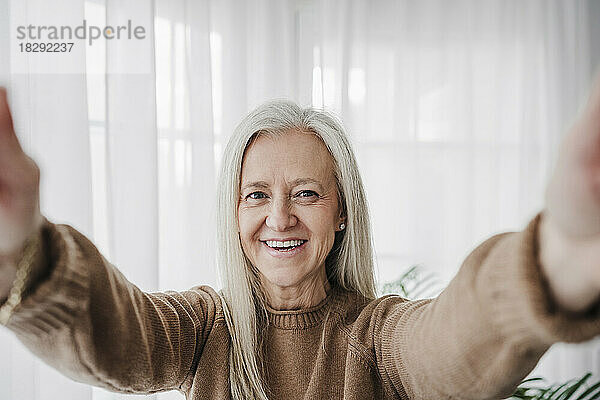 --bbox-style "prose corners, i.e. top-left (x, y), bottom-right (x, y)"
top-left (262, 270), bottom-right (332, 311)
